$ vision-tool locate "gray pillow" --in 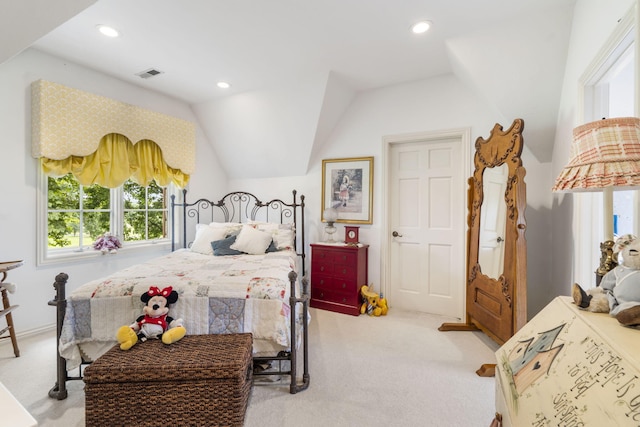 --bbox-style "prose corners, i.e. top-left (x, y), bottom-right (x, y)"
top-left (211, 235), bottom-right (243, 256)
top-left (265, 239), bottom-right (278, 253)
